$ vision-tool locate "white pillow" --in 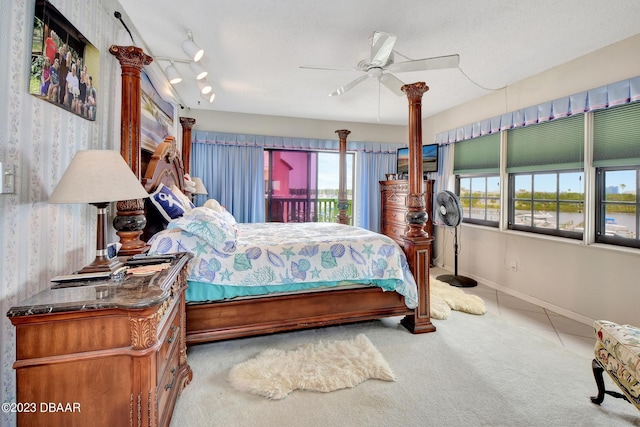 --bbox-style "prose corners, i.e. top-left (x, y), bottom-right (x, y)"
top-left (203, 198), bottom-right (223, 213)
top-left (171, 184), bottom-right (195, 211)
